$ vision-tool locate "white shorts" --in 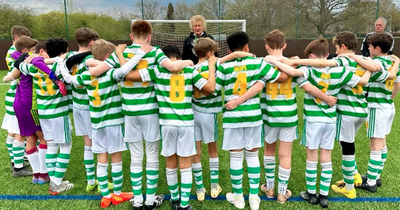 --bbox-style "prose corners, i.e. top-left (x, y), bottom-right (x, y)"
top-left (160, 125), bottom-right (196, 157)
top-left (194, 110), bottom-right (218, 144)
top-left (92, 124), bottom-right (127, 154)
top-left (124, 114), bottom-right (160, 142)
top-left (73, 108), bottom-right (92, 138)
top-left (39, 115), bottom-right (72, 144)
top-left (336, 114), bottom-right (365, 143)
top-left (264, 125), bottom-right (297, 144)
top-left (222, 125), bottom-right (262, 151)
top-left (301, 121), bottom-right (336, 150)
top-left (1, 113), bottom-right (20, 134)
top-left (367, 108), bottom-right (395, 138)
